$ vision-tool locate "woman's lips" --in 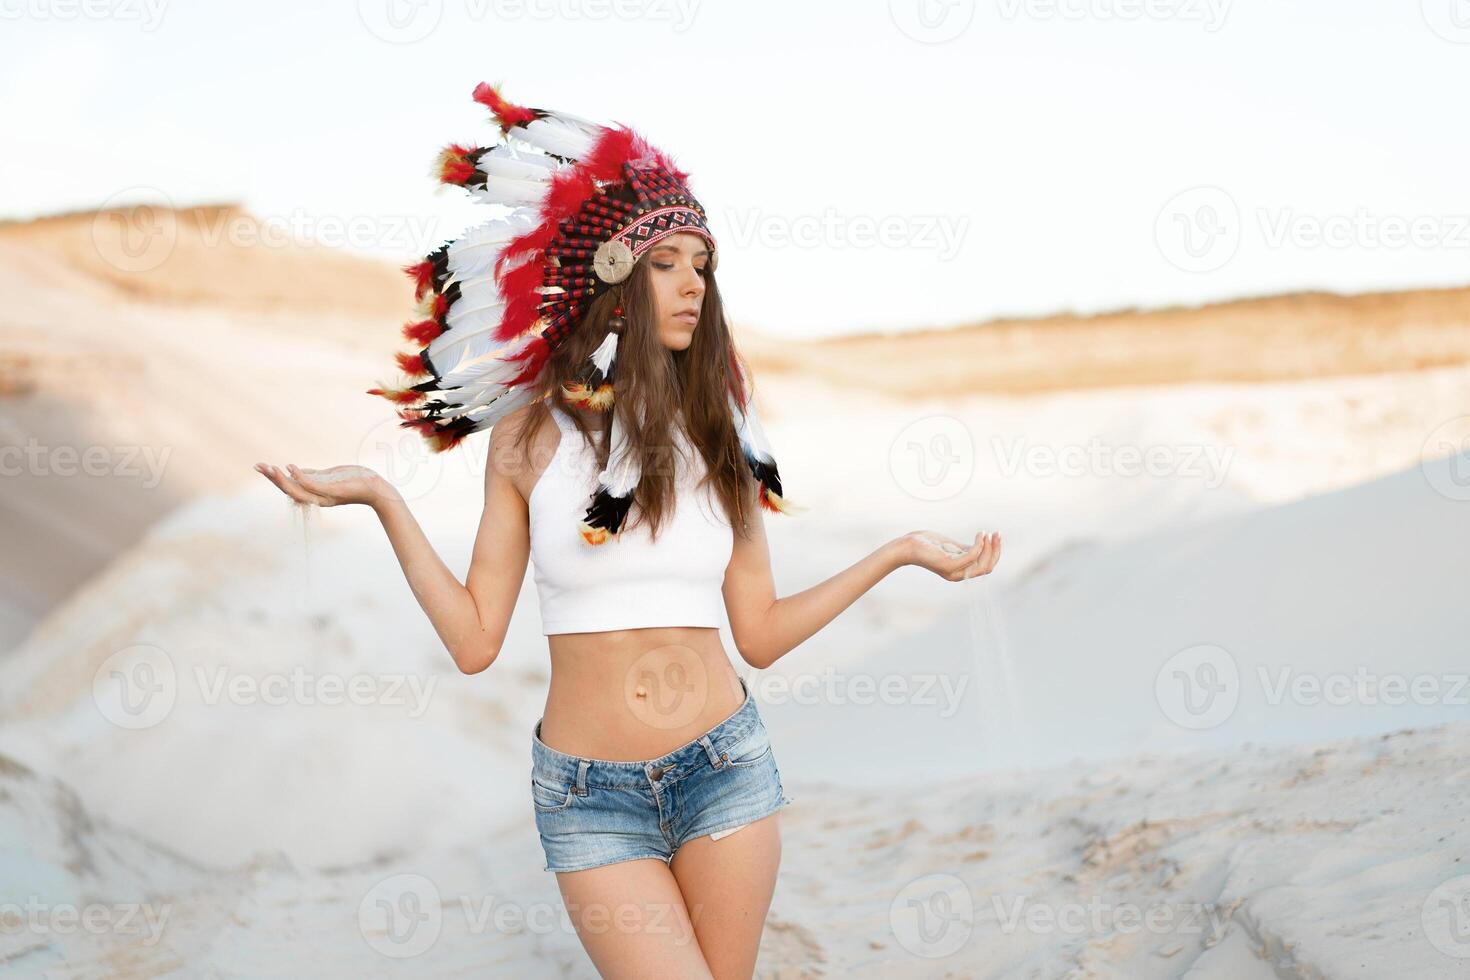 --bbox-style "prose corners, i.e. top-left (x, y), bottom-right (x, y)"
top-left (675, 312), bottom-right (699, 323)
